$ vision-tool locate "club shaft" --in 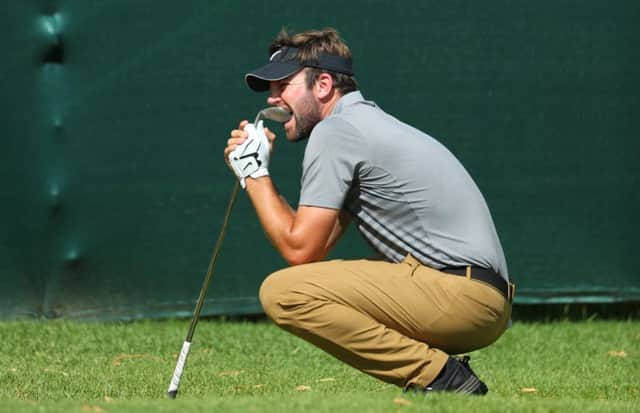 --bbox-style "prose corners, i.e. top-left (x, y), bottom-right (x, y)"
top-left (167, 180), bottom-right (240, 398)
top-left (186, 181), bottom-right (239, 341)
